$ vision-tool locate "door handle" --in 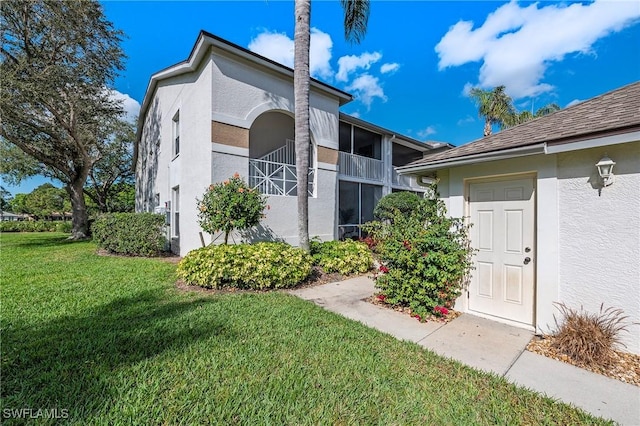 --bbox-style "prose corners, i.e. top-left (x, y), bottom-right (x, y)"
top-left (524, 257), bottom-right (531, 265)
